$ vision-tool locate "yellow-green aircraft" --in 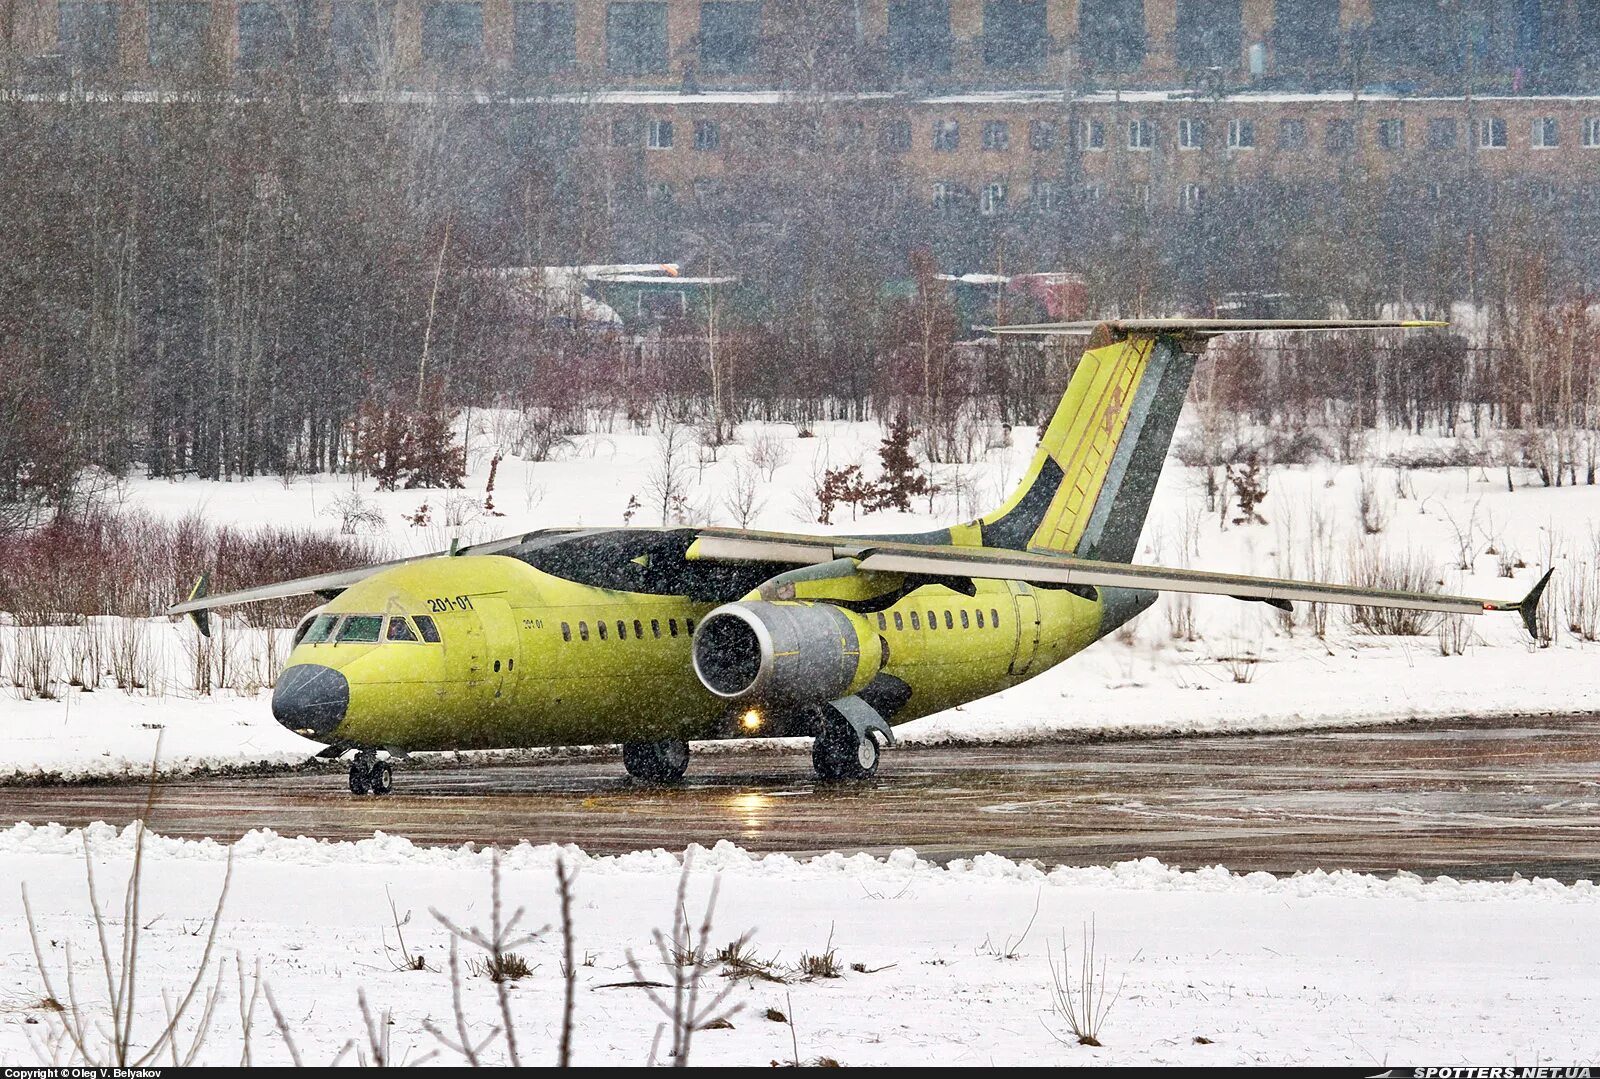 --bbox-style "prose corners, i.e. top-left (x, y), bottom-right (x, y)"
top-left (171, 319), bottom-right (1550, 794)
